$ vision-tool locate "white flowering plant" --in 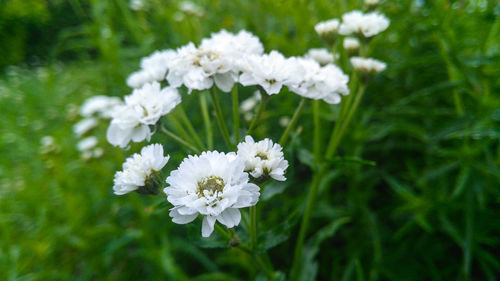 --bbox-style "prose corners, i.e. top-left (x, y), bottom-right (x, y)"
top-left (73, 6), bottom-right (390, 279)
